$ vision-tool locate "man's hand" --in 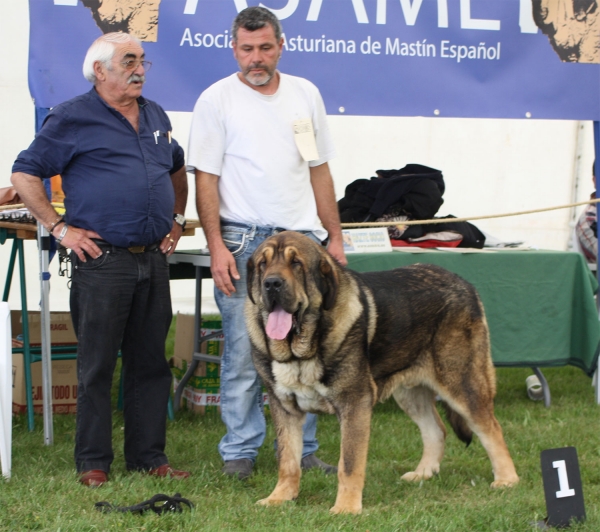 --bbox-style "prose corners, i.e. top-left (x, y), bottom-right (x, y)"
top-left (55, 225), bottom-right (102, 262)
top-left (160, 222), bottom-right (183, 256)
top-left (210, 243), bottom-right (240, 297)
top-left (327, 238), bottom-right (348, 266)
top-left (309, 163), bottom-right (347, 266)
top-left (195, 170), bottom-right (240, 296)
